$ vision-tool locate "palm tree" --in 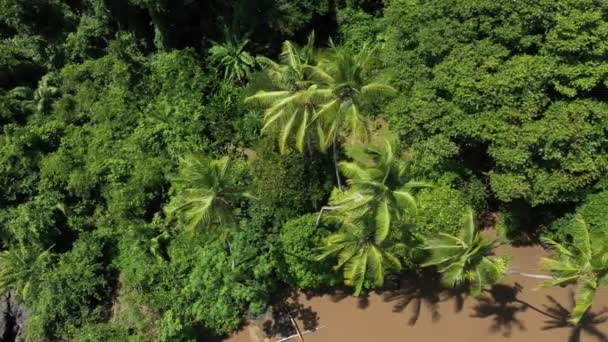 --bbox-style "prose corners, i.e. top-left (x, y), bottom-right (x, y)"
top-left (246, 83), bottom-right (331, 154)
top-left (330, 133), bottom-right (430, 242)
top-left (541, 216), bottom-right (608, 324)
top-left (208, 31), bottom-right (256, 83)
top-left (34, 74), bottom-right (59, 113)
top-left (422, 209), bottom-right (509, 296)
top-left (165, 155), bottom-right (251, 232)
top-left (255, 31), bottom-right (316, 91)
top-left (246, 32), bottom-right (328, 154)
top-left (0, 246), bottom-right (51, 301)
top-left (311, 41), bottom-right (397, 151)
top-left (317, 218), bottom-right (402, 296)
